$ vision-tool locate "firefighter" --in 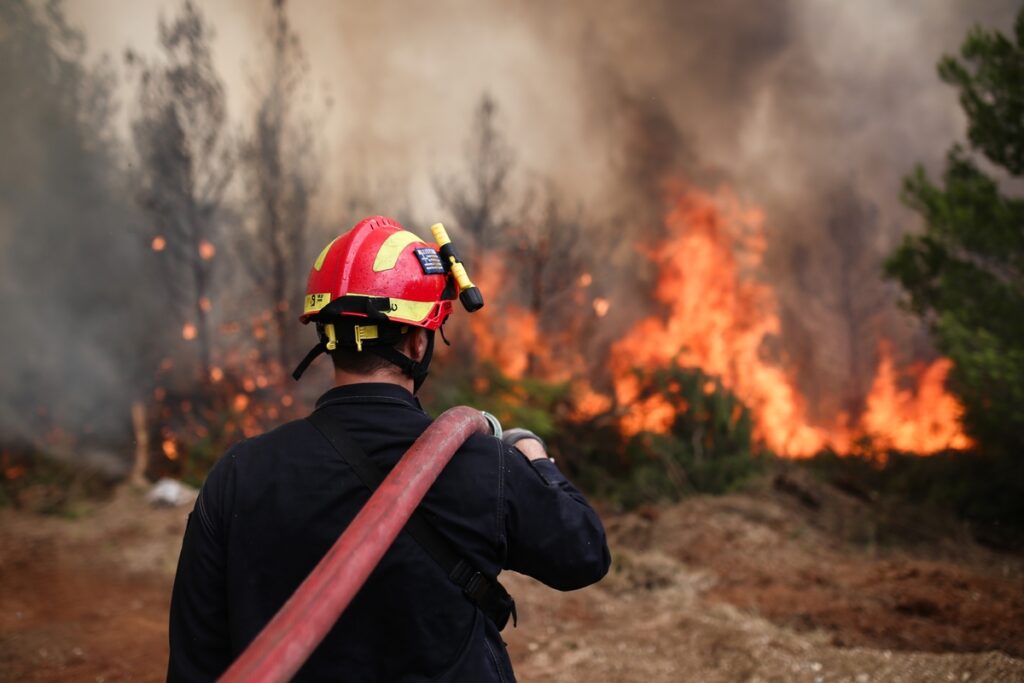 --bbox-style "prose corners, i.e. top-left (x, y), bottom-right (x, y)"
top-left (167, 216), bottom-right (610, 682)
